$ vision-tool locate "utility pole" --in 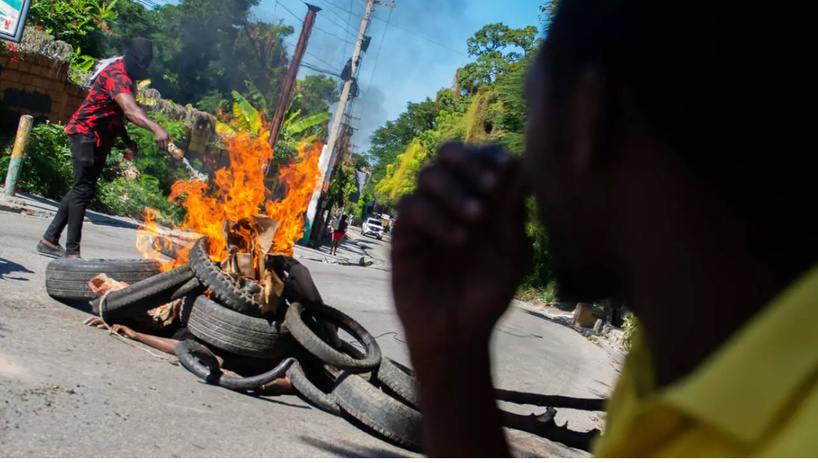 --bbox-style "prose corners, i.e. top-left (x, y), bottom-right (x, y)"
top-left (265, 3), bottom-right (321, 176)
top-left (301, 0), bottom-right (394, 244)
top-left (310, 122), bottom-right (349, 240)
